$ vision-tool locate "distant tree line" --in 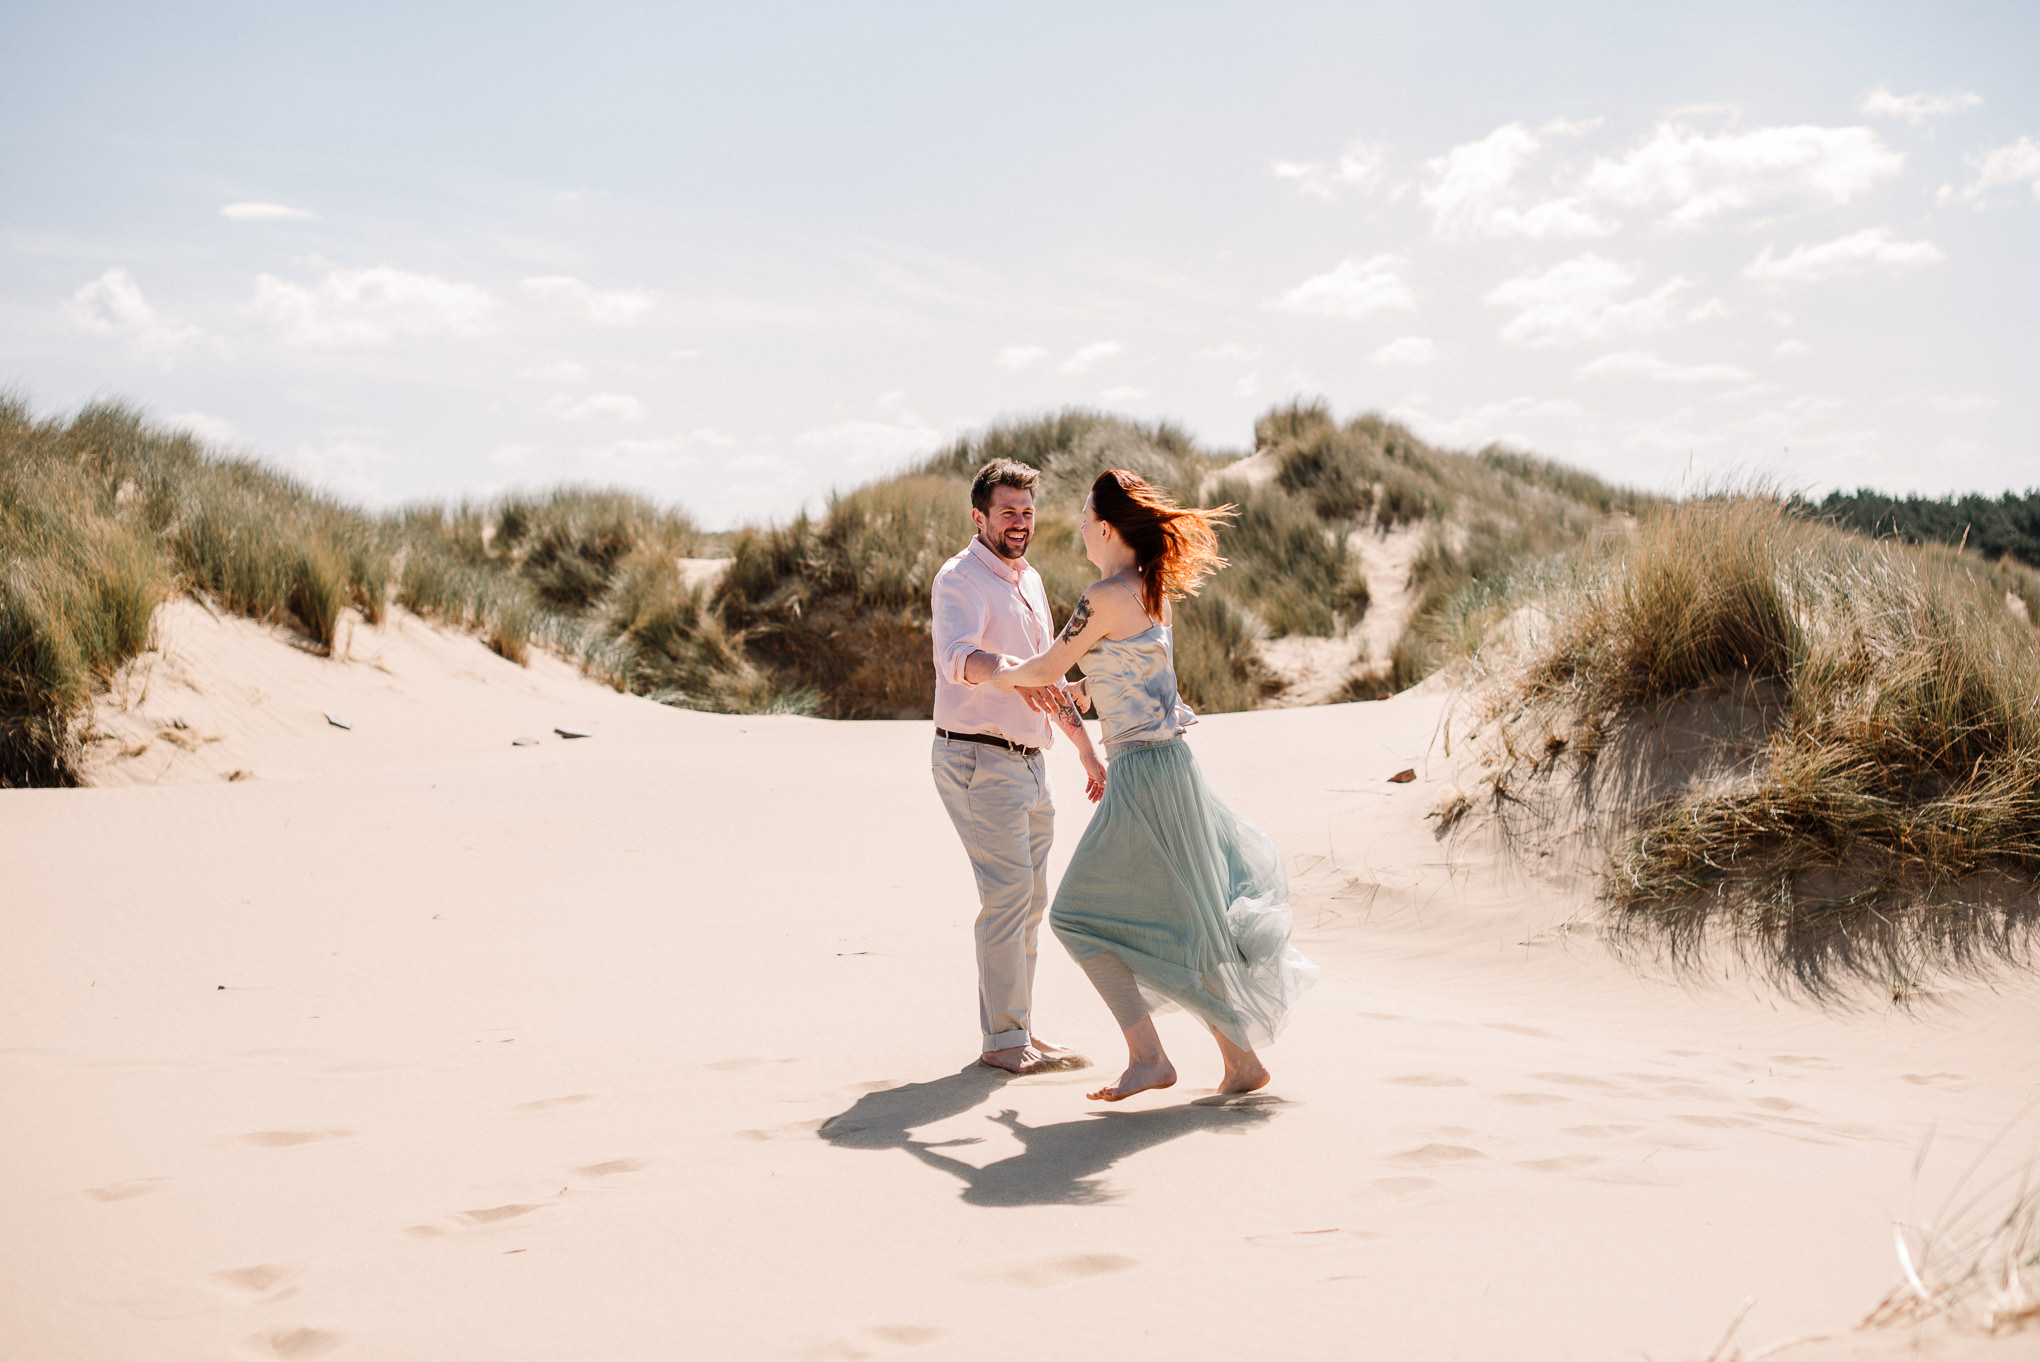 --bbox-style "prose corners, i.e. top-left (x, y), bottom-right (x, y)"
top-left (1814, 489), bottom-right (2040, 570)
